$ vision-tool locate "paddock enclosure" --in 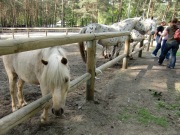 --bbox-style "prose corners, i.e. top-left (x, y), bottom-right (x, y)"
top-left (0, 29), bottom-right (153, 134)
